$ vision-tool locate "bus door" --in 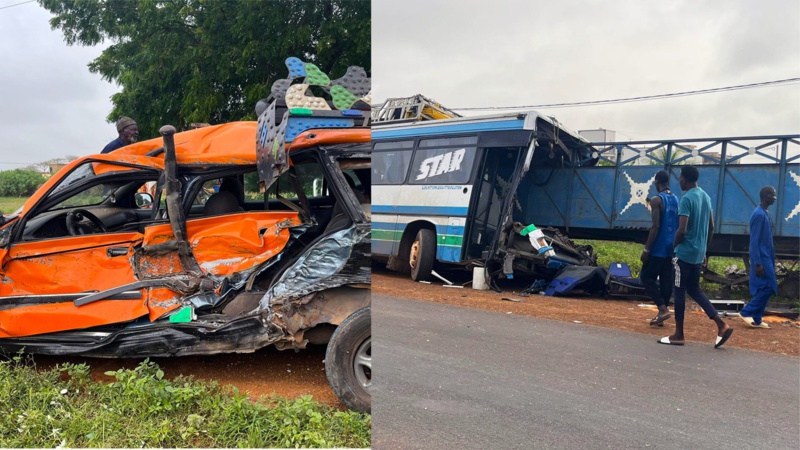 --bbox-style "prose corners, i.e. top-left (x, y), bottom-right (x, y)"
top-left (467, 146), bottom-right (525, 259)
